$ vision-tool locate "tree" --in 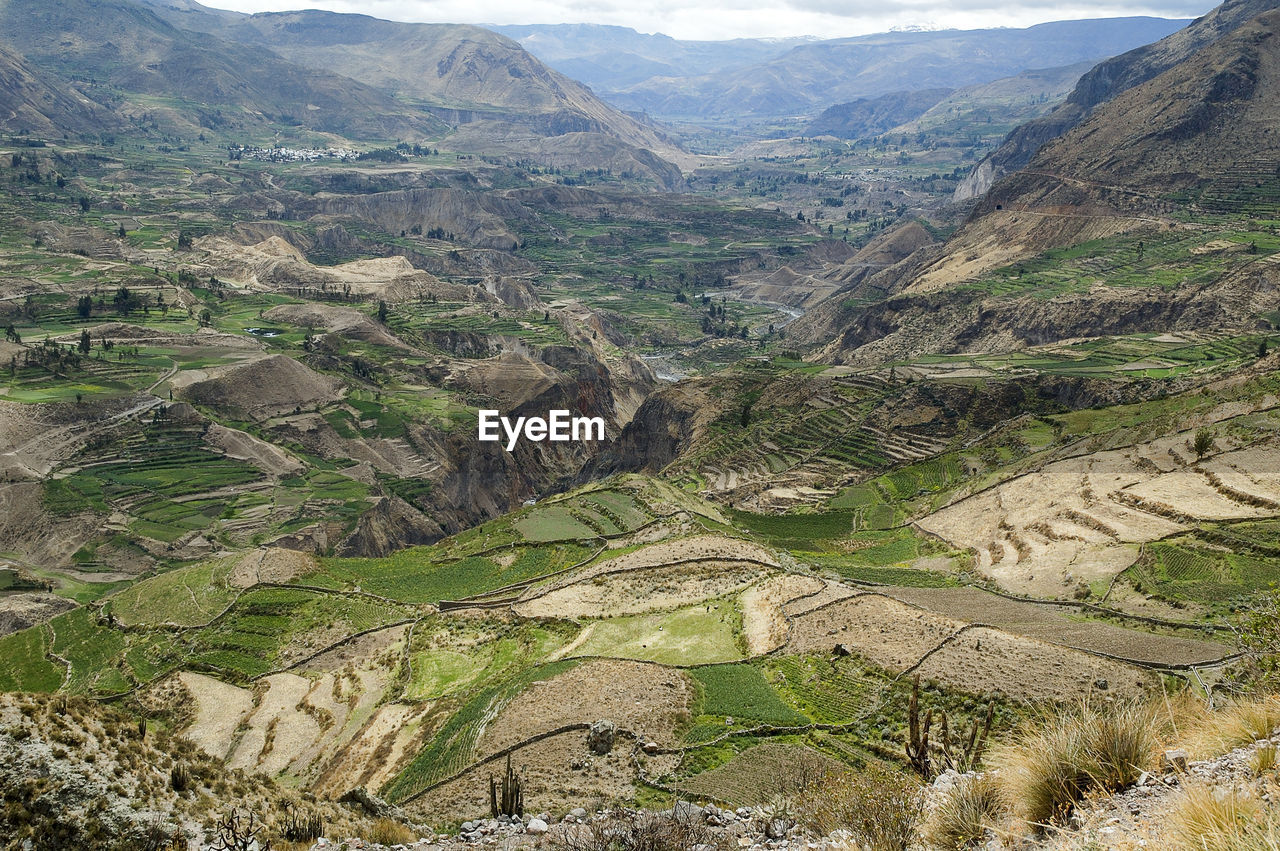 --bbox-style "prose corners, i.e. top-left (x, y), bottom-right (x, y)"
top-left (376, 300), bottom-right (388, 323)
top-left (1192, 428), bottom-right (1214, 461)
top-left (177, 230), bottom-right (193, 250)
top-left (3, 324), bottom-right (19, 344)
top-left (78, 330), bottom-right (90, 355)
top-left (198, 308), bottom-right (212, 327)
top-left (113, 286), bottom-right (136, 316)
top-left (1261, 338), bottom-right (1270, 359)
top-left (1236, 586), bottom-right (1280, 690)
top-left (78, 197), bottom-right (90, 213)
top-left (76, 295), bottom-right (93, 319)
